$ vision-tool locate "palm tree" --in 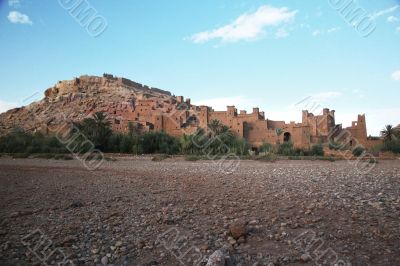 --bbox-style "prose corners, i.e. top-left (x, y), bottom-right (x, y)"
top-left (75, 112), bottom-right (112, 150)
top-left (206, 119), bottom-right (236, 154)
top-left (208, 119), bottom-right (231, 136)
top-left (93, 112), bottom-right (111, 129)
top-left (381, 125), bottom-right (396, 142)
top-left (180, 134), bottom-right (193, 154)
top-left (127, 121), bottom-right (140, 136)
top-left (208, 119), bottom-right (222, 134)
top-left (275, 128), bottom-right (283, 144)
